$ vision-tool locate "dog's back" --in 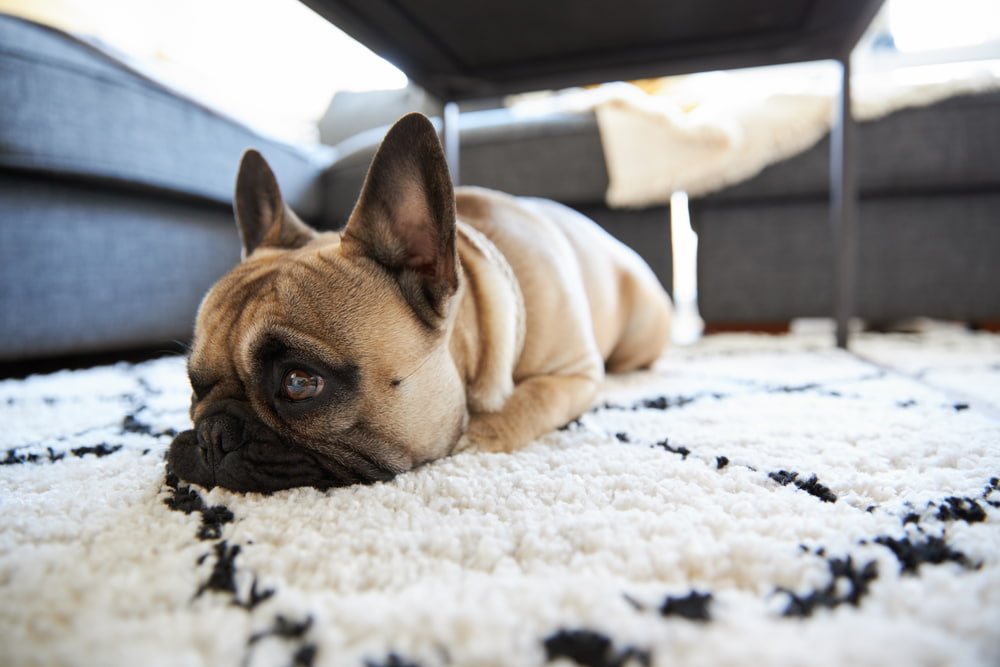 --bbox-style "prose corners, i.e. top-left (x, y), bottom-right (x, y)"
top-left (455, 187), bottom-right (672, 376)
